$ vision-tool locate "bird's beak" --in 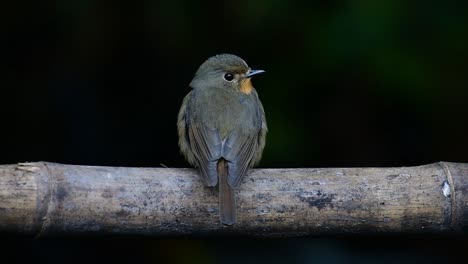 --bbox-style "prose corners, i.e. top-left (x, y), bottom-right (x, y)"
top-left (245, 69), bottom-right (265, 78)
